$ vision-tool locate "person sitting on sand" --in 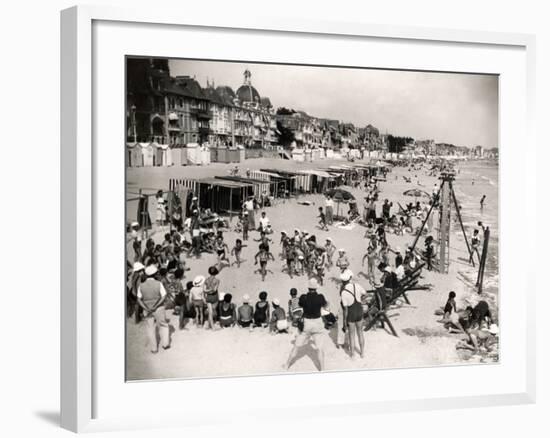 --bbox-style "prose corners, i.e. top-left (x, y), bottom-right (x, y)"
top-left (458, 323), bottom-right (499, 353)
top-left (219, 293), bottom-right (237, 328)
top-left (237, 295), bottom-right (254, 328)
top-left (253, 291), bottom-right (270, 328)
top-left (335, 248), bottom-right (350, 272)
top-left (270, 299), bottom-right (288, 334)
